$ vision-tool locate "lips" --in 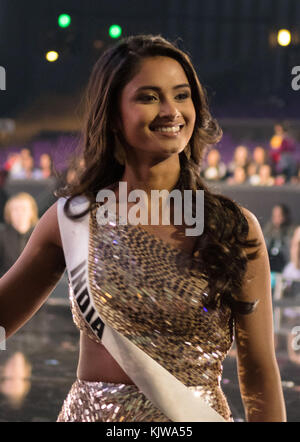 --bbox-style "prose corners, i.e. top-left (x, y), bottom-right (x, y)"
top-left (149, 123), bottom-right (184, 133)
